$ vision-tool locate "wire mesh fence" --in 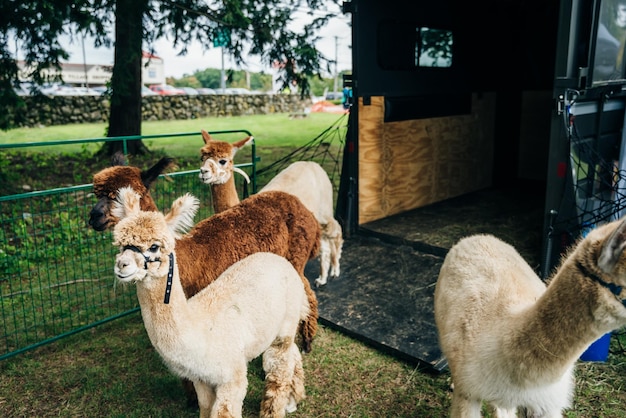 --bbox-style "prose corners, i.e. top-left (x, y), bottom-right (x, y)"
top-left (552, 99), bottom-right (626, 242)
top-left (0, 131), bottom-right (253, 360)
top-left (0, 115), bottom-right (348, 361)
